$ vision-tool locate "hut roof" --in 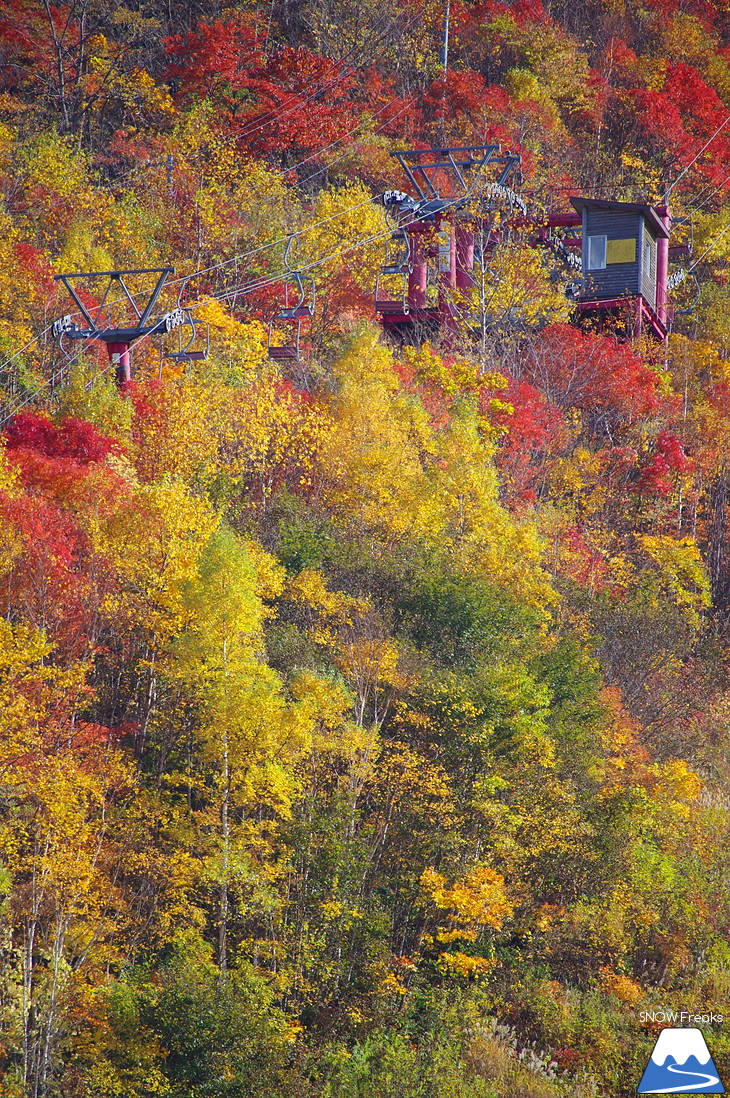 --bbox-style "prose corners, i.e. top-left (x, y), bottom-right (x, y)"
top-left (569, 197), bottom-right (670, 239)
